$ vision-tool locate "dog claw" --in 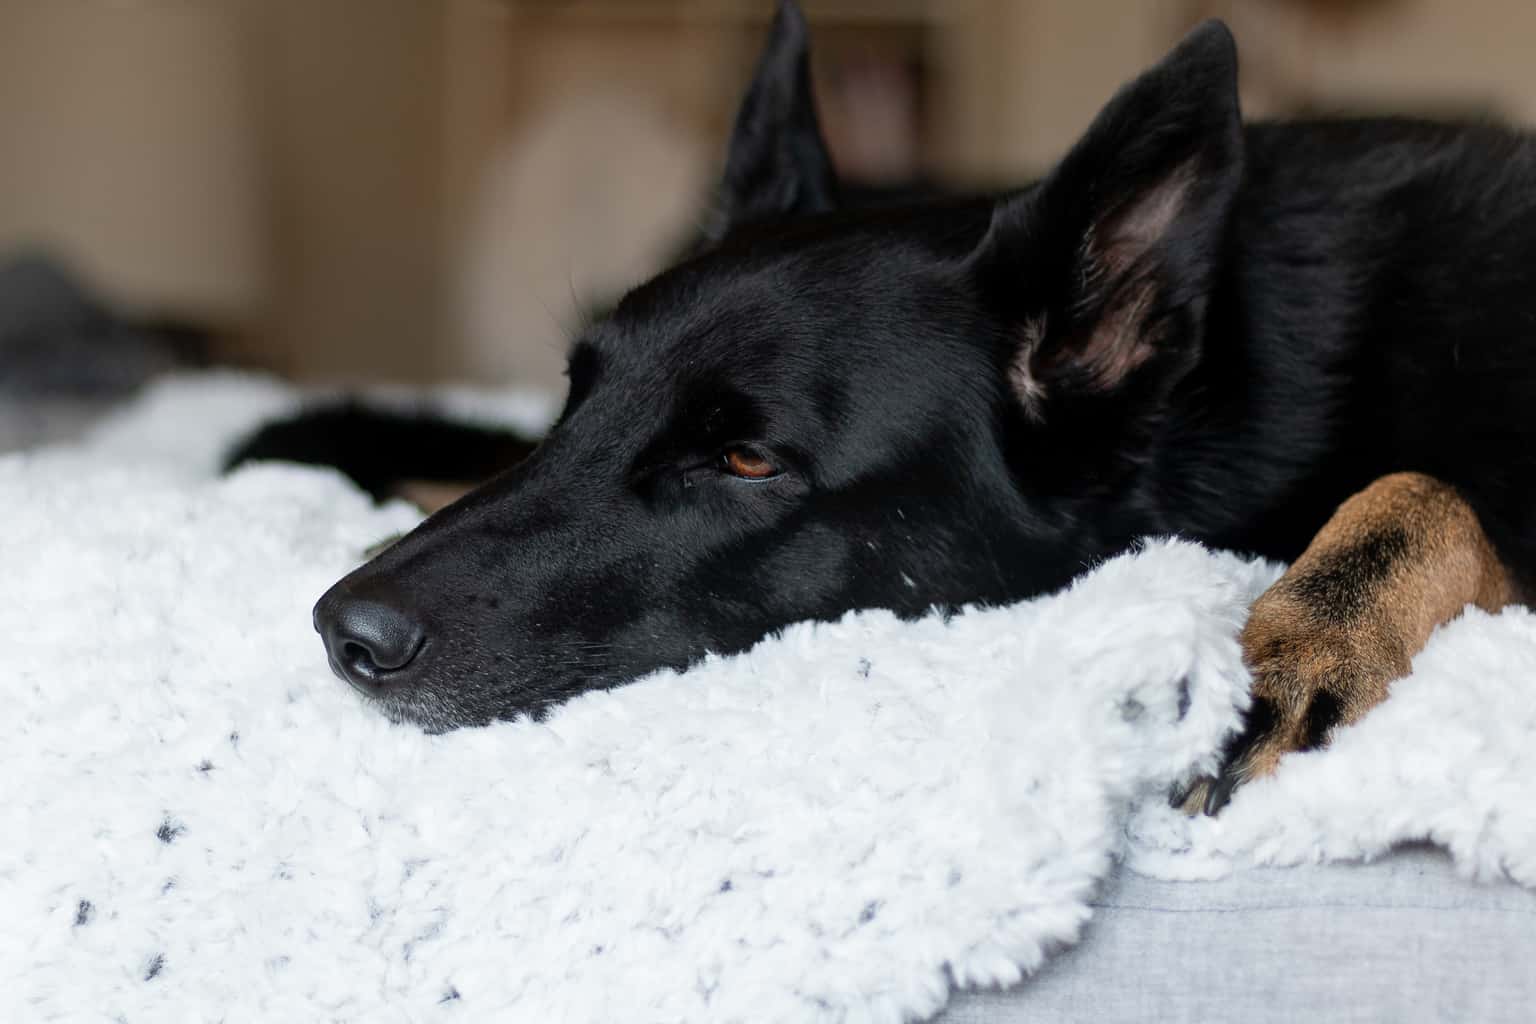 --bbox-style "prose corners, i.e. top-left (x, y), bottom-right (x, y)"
top-left (1171, 776), bottom-right (1213, 816)
top-left (1171, 766), bottom-right (1241, 817)
top-left (1171, 771), bottom-right (1238, 816)
top-left (1173, 735), bottom-right (1253, 816)
top-left (1203, 769), bottom-right (1239, 815)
